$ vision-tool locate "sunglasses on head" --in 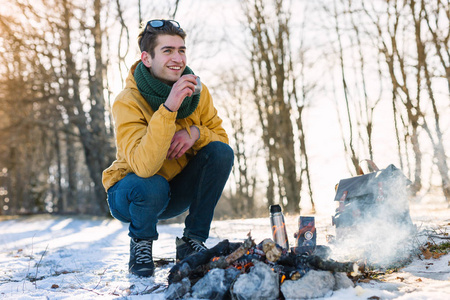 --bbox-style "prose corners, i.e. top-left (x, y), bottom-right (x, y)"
top-left (146, 19), bottom-right (181, 30)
